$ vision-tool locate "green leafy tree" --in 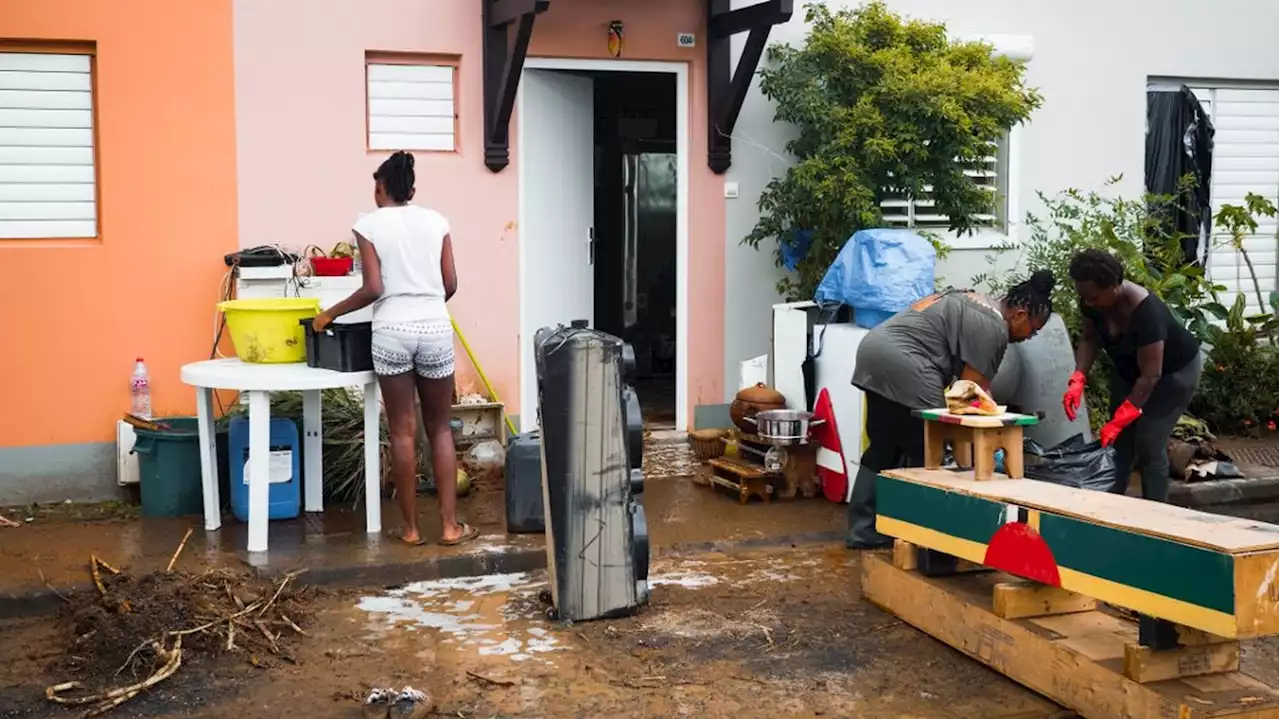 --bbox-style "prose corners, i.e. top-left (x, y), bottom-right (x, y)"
top-left (743, 2), bottom-right (1041, 299)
